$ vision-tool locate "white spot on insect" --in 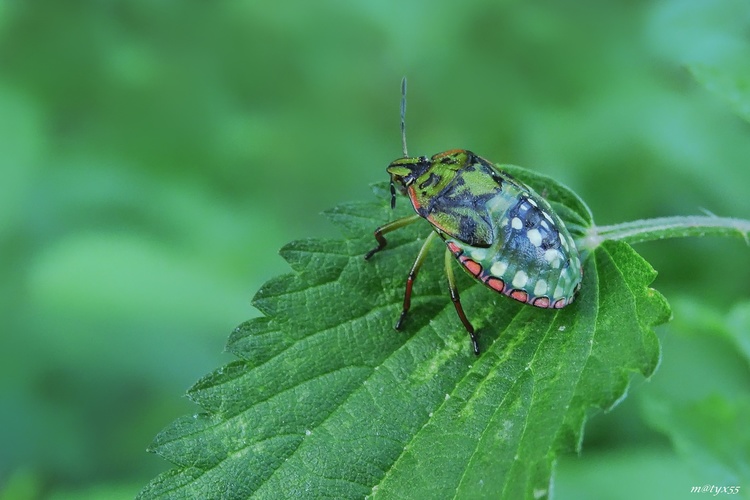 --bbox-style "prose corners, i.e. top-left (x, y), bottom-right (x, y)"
top-left (553, 284), bottom-right (564, 298)
top-left (527, 198), bottom-right (538, 207)
top-left (527, 228), bottom-right (542, 247)
top-left (491, 260), bottom-right (508, 276)
top-left (512, 270), bottom-right (528, 288)
top-left (511, 217), bottom-right (522, 230)
top-left (543, 211), bottom-right (554, 223)
top-left (572, 257), bottom-right (581, 270)
top-left (540, 220), bottom-right (550, 231)
top-left (534, 280), bottom-right (548, 296)
top-left (500, 217), bottom-right (509, 227)
top-left (471, 249), bottom-right (487, 261)
top-left (544, 249), bottom-right (562, 268)
top-left (559, 232), bottom-right (569, 249)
